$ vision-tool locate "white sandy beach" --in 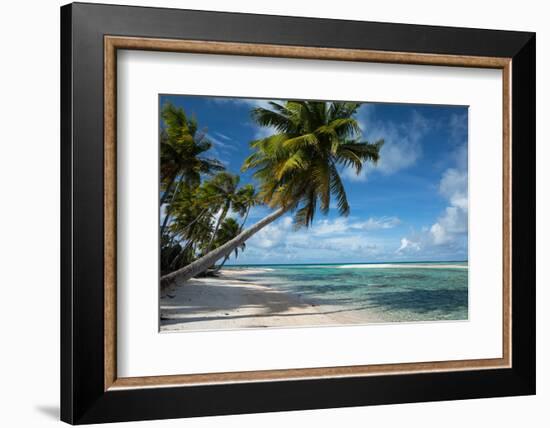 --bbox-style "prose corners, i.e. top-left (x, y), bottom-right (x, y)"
top-left (160, 269), bottom-right (379, 331)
